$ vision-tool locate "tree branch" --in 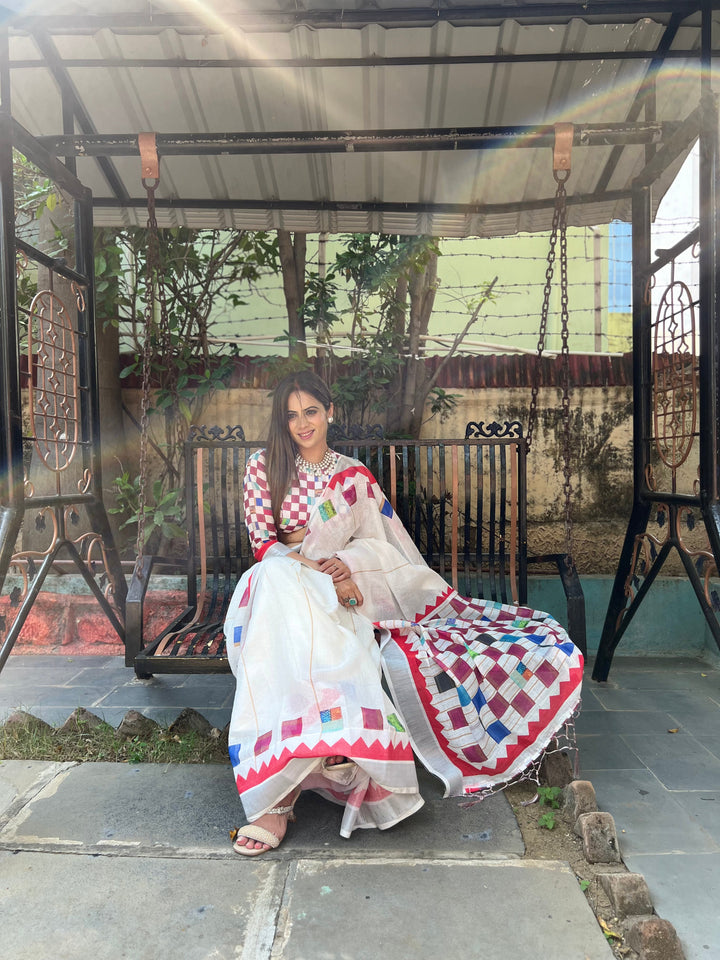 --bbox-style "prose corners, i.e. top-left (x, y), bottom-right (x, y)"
top-left (425, 275), bottom-right (498, 394)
